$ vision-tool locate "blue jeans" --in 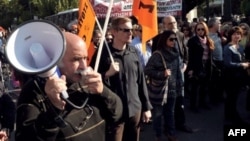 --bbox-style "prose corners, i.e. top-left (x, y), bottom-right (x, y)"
top-left (152, 97), bottom-right (177, 137)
